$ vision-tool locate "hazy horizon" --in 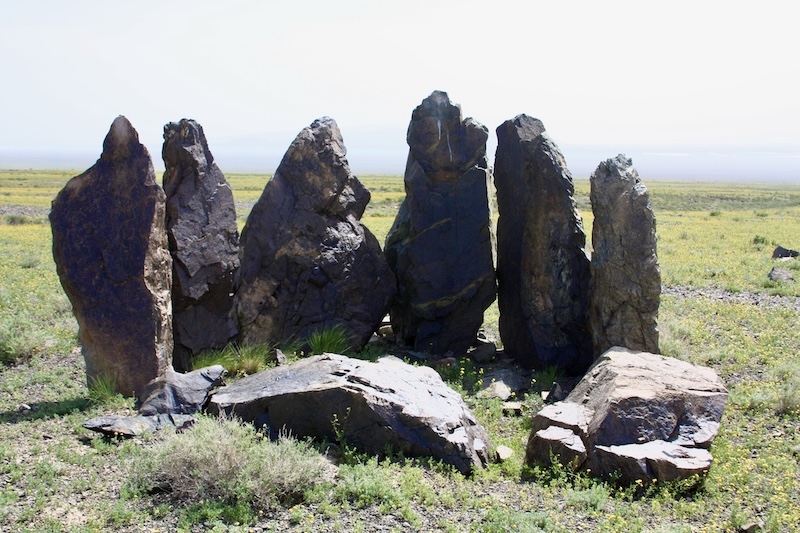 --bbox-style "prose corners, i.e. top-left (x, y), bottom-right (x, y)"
top-left (2, 1), bottom-right (798, 182)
